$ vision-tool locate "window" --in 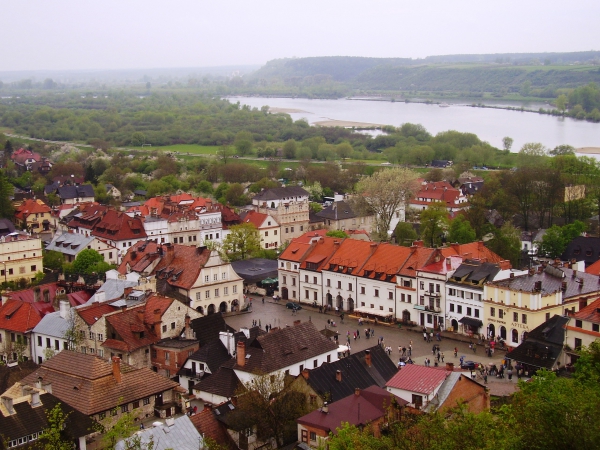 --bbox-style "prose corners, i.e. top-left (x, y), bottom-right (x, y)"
top-left (31, 265), bottom-right (36, 271)
top-left (305, 290), bottom-right (309, 299)
top-left (313, 359), bottom-right (318, 368)
top-left (285, 228), bottom-right (289, 234)
top-left (81, 346), bottom-right (87, 354)
top-left (162, 325), bottom-right (167, 333)
top-left (546, 312), bottom-right (551, 321)
top-left (314, 292), bottom-right (318, 300)
top-left (133, 401), bottom-right (140, 409)
top-left (171, 322), bottom-right (176, 330)
top-left (98, 334), bottom-right (103, 341)
top-left (196, 292), bottom-right (202, 300)
top-left (490, 307), bottom-right (495, 317)
top-left (575, 320), bottom-right (583, 328)
top-left (313, 276), bottom-right (317, 284)
top-left (213, 274), bottom-right (218, 281)
top-left (412, 394), bottom-right (423, 409)
top-left (407, 295), bottom-right (412, 303)
top-left (348, 283), bottom-right (352, 291)
top-left (337, 281), bottom-right (341, 289)
top-left (499, 310), bottom-right (504, 319)
top-left (222, 272), bottom-right (226, 280)
top-left (420, 281), bottom-right (425, 290)
top-left (522, 314), bottom-right (527, 324)
top-left (265, 231), bottom-right (269, 237)
top-left (8, 268), bottom-right (13, 275)
top-left (233, 285), bottom-right (237, 294)
top-left (388, 292), bottom-right (393, 299)
top-left (205, 290), bottom-right (210, 299)
top-left (361, 286), bottom-right (366, 295)
top-left (449, 303), bottom-right (455, 312)
top-left (513, 312), bottom-right (518, 322)
top-left (283, 276), bottom-right (287, 285)
top-left (46, 337), bottom-right (51, 348)
top-left (37, 336), bottom-right (42, 346)
top-left (224, 287), bottom-right (228, 295)
top-left (575, 338), bottom-right (583, 349)
top-left (121, 404), bottom-right (129, 413)
top-left (205, 275), bottom-right (209, 282)
top-left (512, 329), bottom-right (519, 343)
top-left (300, 226), bottom-right (304, 231)
top-left (274, 230), bottom-right (277, 235)
top-left (292, 278), bottom-right (296, 286)
top-left (380, 306), bottom-right (384, 310)
top-left (326, 279), bottom-right (331, 287)
top-left (327, 355), bottom-right (331, 363)
top-left (215, 288), bottom-right (219, 297)
top-left (143, 397), bottom-right (150, 406)
top-left (89, 331), bottom-right (95, 340)
top-left (98, 349), bottom-right (104, 357)
top-left (474, 309), bottom-right (480, 318)
top-left (374, 289), bottom-right (379, 297)
top-left (165, 352), bottom-right (170, 362)
top-left (305, 275), bottom-right (308, 283)
top-left (299, 364), bottom-right (303, 372)
top-left (467, 307), bottom-right (472, 316)
top-left (55, 340), bottom-right (59, 350)
top-left (449, 288), bottom-right (456, 296)
top-left (593, 324), bottom-right (600, 333)
top-left (457, 305), bottom-right (462, 314)
top-left (291, 227), bottom-right (294, 233)
top-left (310, 431), bottom-right (316, 441)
